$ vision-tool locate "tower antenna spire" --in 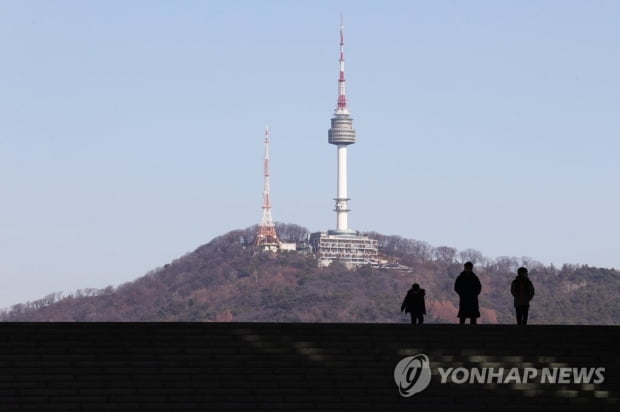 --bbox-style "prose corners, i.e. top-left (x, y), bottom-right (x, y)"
top-left (254, 125), bottom-right (280, 250)
top-left (337, 14), bottom-right (347, 112)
